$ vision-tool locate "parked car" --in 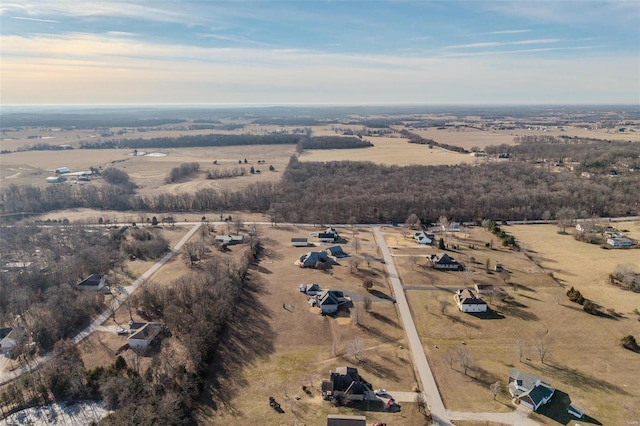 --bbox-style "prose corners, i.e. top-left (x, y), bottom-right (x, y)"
top-left (117, 328), bottom-right (128, 336)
